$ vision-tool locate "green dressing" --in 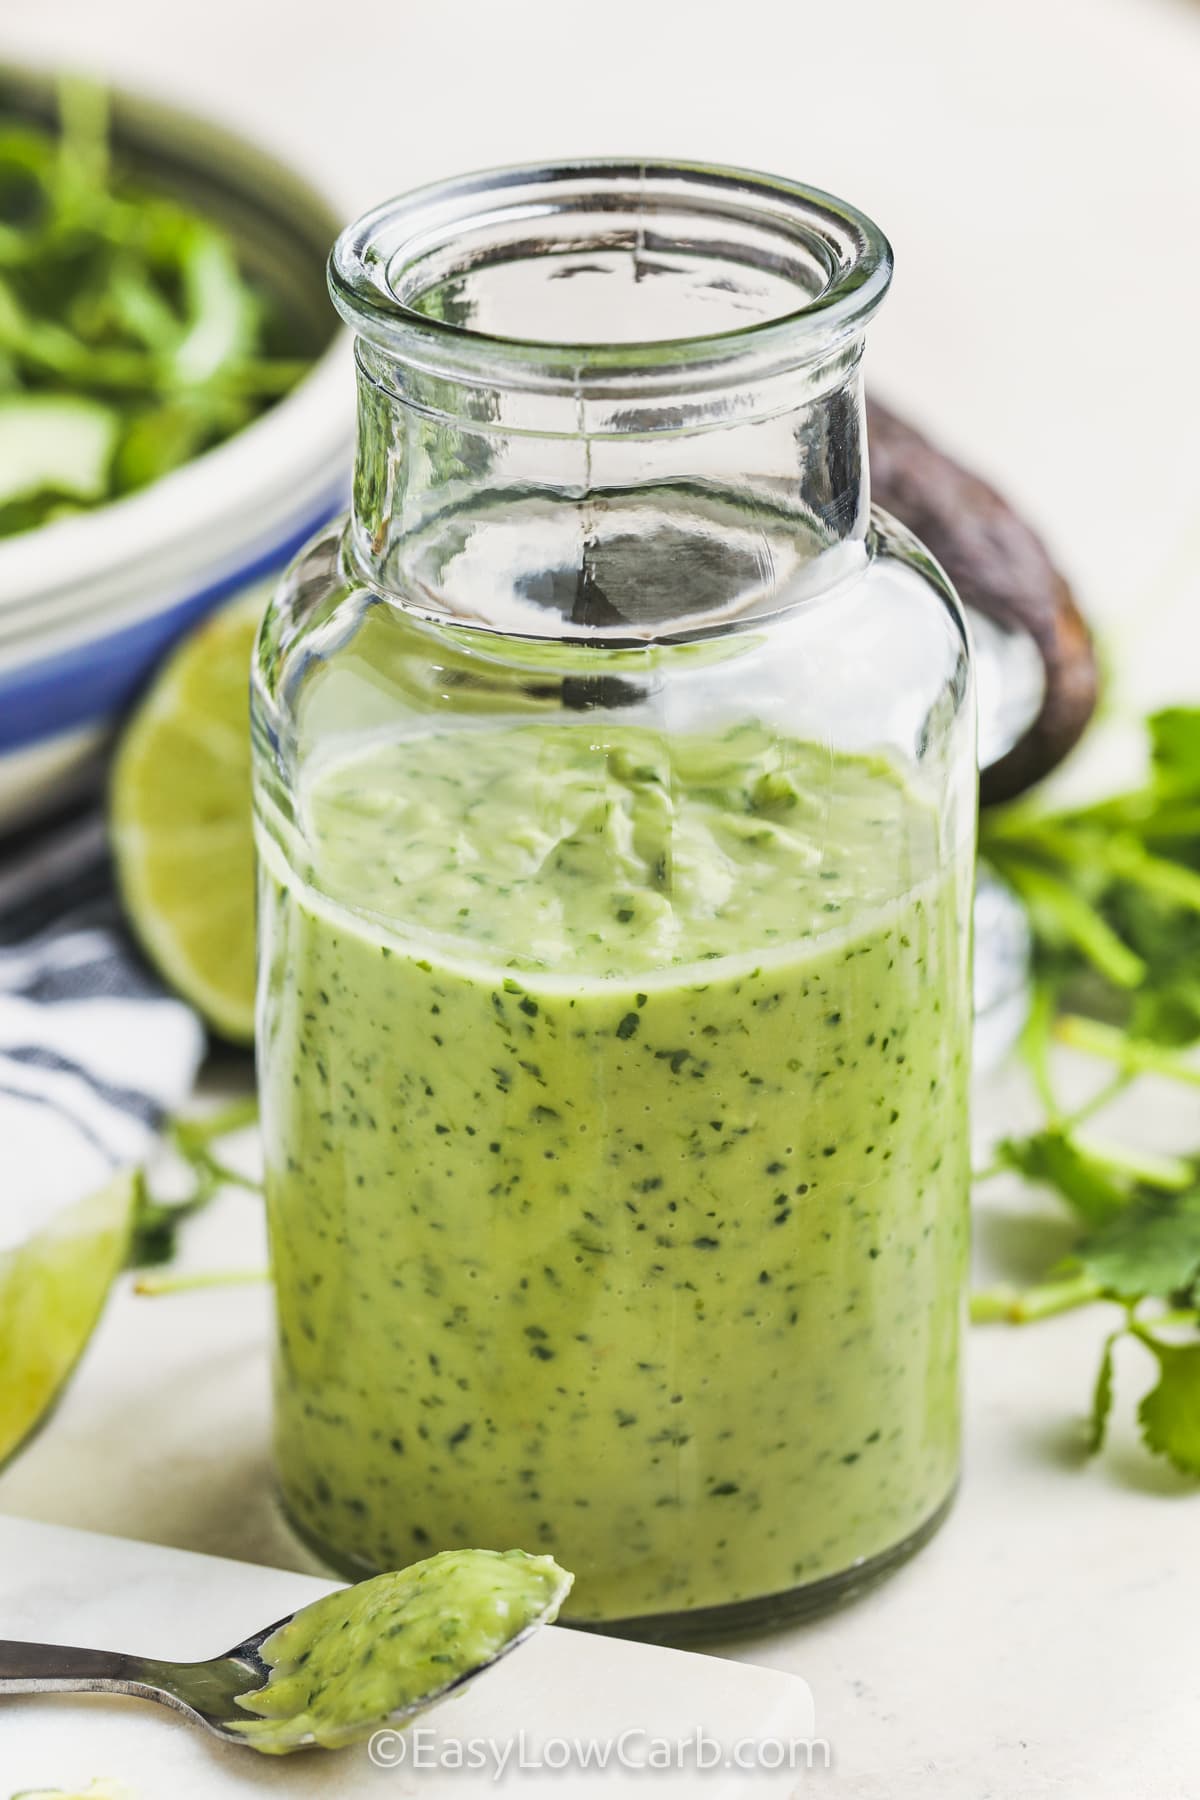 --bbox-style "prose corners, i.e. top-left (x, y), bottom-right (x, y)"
top-left (231, 1548), bottom-right (571, 1754)
top-left (258, 720), bottom-right (971, 1621)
